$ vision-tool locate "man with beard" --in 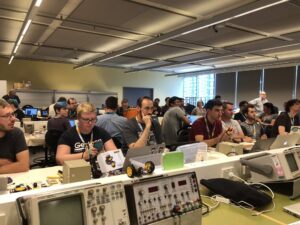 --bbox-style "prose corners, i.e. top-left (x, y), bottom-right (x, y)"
top-left (0, 99), bottom-right (29, 173)
top-left (123, 96), bottom-right (163, 149)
